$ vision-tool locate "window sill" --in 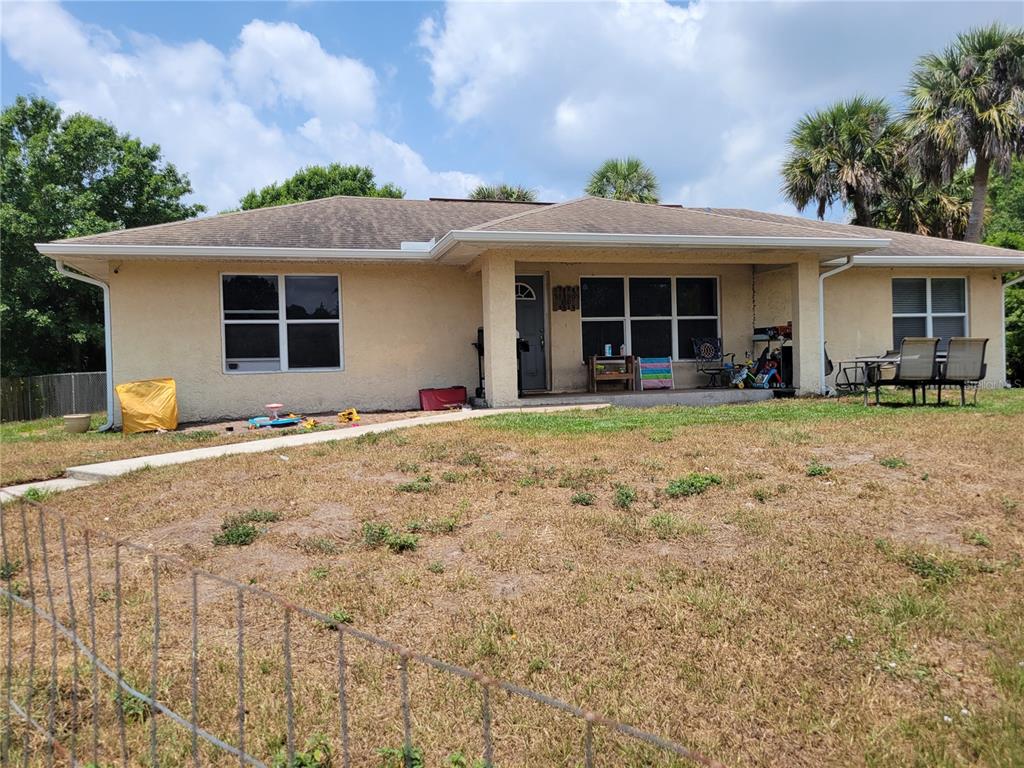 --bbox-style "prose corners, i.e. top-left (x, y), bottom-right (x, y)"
top-left (222, 367), bottom-right (345, 375)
